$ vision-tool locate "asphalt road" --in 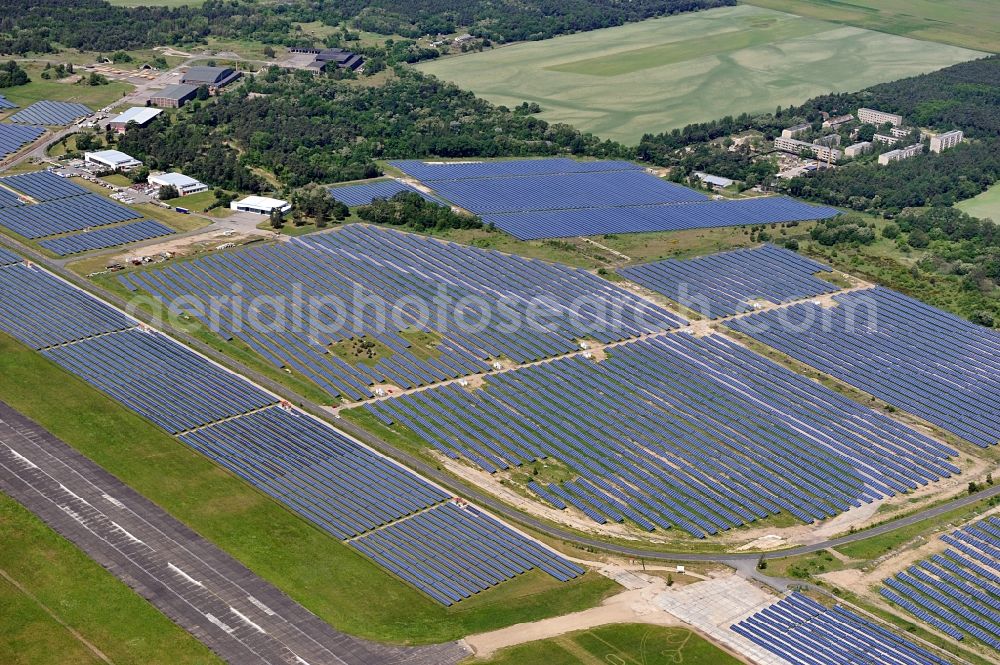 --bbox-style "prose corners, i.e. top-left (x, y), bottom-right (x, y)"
top-left (0, 402), bottom-right (468, 665)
